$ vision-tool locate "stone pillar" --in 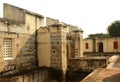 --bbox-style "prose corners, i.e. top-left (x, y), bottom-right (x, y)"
top-left (80, 32), bottom-right (83, 57)
top-left (72, 28), bottom-right (83, 57)
top-left (68, 42), bottom-right (72, 58)
top-left (75, 38), bottom-right (79, 57)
